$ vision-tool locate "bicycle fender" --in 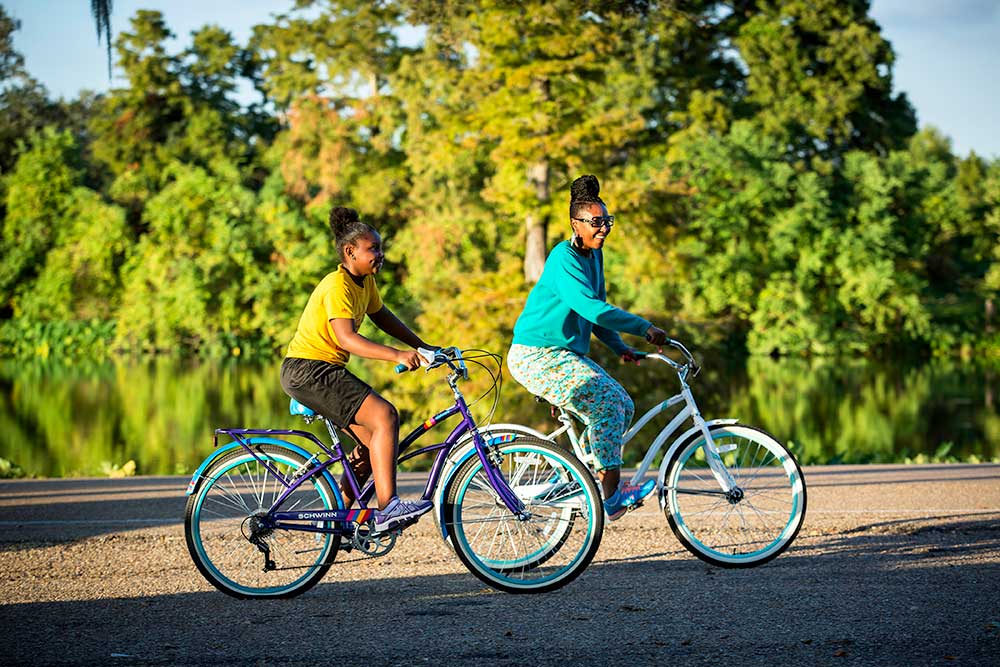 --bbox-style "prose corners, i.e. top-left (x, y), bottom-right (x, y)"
top-left (655, 419), bottom-right (740, 490)
top-left (433, 425), bottom-right (551, 542)
top-left (184, 437), bottom-right (339, 497)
